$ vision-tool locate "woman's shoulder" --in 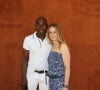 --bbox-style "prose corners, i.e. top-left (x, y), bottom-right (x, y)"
top-left (61, 42), bottom-right (68, 48)
top-left (60, 42), bottom-right (70, 52)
